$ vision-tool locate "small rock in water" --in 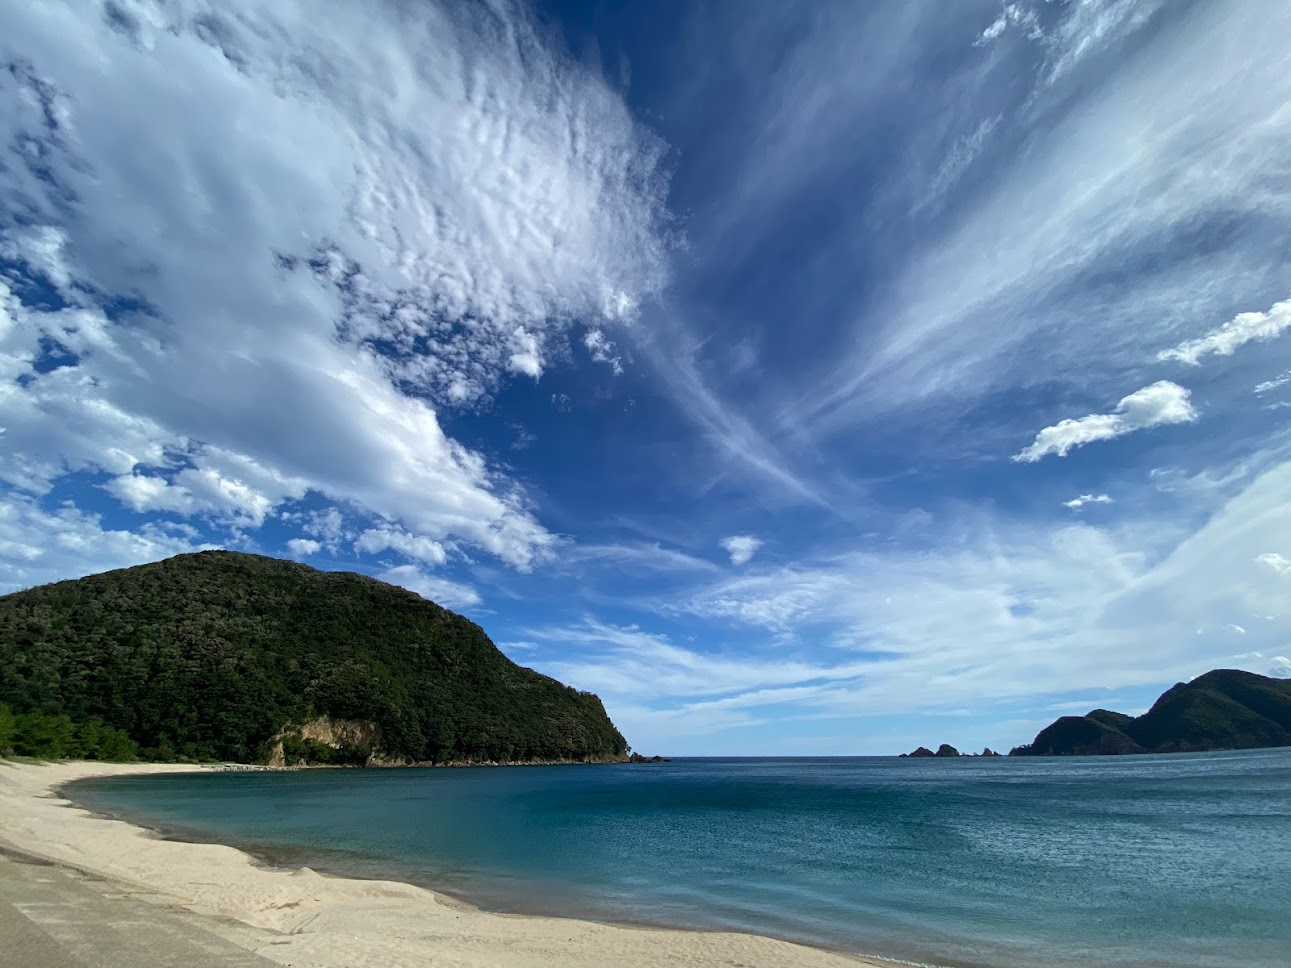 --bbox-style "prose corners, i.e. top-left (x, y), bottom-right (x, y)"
top-left (628, 752), bottom-right (671, 763)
